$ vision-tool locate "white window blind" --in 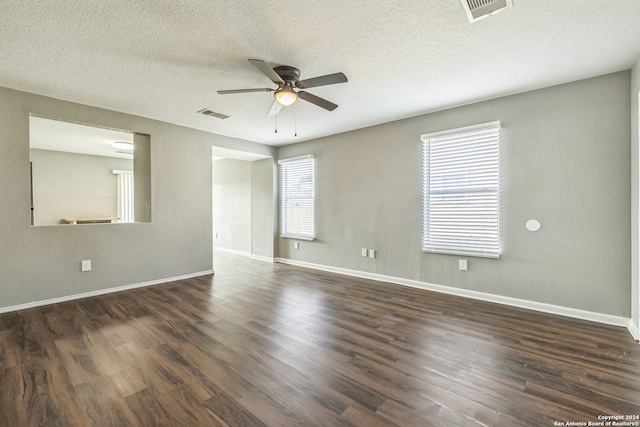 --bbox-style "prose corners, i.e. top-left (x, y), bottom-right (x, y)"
top-left (113, 170), bottom-right (134, 223)
top-left (279, 155), bottom-right (315, 240)
top-left (421, 122), bottom-right (500, 258)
